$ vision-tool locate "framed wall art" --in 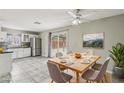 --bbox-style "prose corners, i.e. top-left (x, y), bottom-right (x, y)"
top-left (83, 33), bottom-right (104, 48)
